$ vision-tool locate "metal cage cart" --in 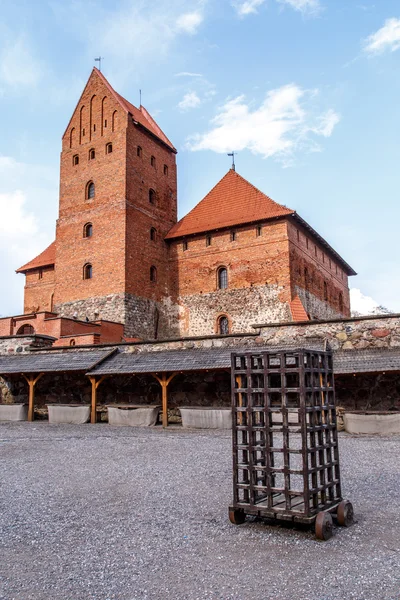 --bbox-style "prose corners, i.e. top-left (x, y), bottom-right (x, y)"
top-left (229, 349), bottom-right (354, 540)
